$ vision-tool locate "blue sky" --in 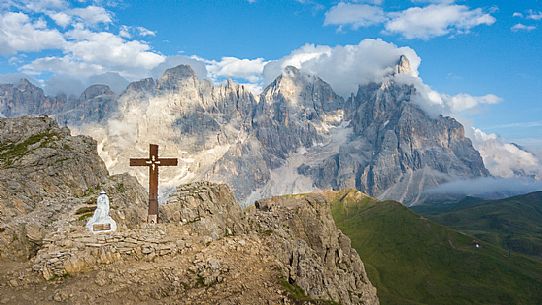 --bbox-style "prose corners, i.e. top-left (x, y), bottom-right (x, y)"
top-left (0, 0), bottom-right (541, 153)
